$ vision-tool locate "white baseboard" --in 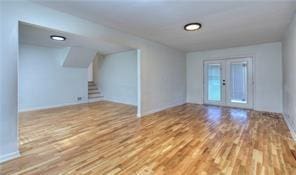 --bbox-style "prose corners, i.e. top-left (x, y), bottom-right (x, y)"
top-left (19, 101), bottom-right (88, 112)
top-left (140, 101), bottom-right (186, 117)
top-left (103, 98), bottom-right (137, 106)
top-left (0, 151), bottom-right (20, 164)
top-left (283, 113), bottom-right (296, 141)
